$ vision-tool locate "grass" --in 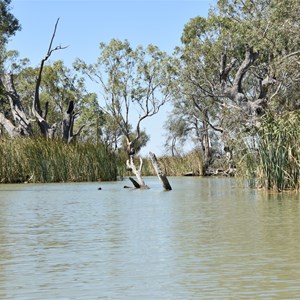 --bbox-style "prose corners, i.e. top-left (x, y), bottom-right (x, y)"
top-left (240, 111), bottom-right (300, 191)
top-left (0, 138), bottom-right (117, 183)
top-left (142, 150), bottom-right (204, 176)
